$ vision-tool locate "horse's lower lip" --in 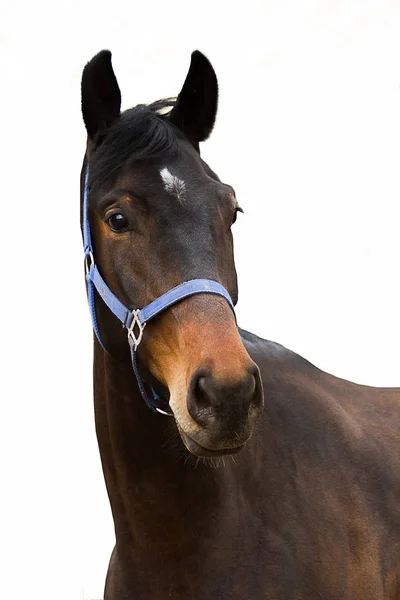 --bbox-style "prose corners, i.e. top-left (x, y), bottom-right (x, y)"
top-left (180, 431), bottom-right (245, 458)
